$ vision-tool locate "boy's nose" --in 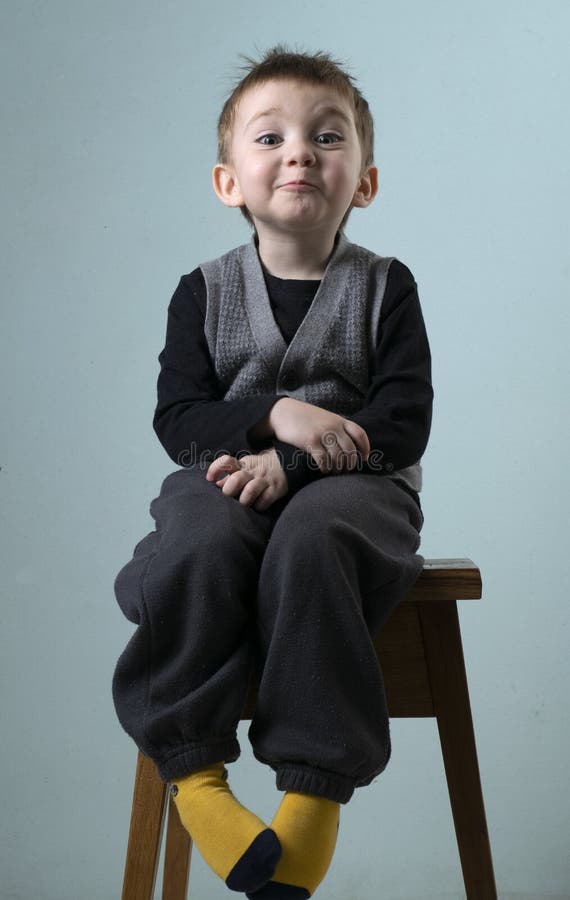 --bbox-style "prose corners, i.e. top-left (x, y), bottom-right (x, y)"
top-left (284, 140), bottom-right (316, 167)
